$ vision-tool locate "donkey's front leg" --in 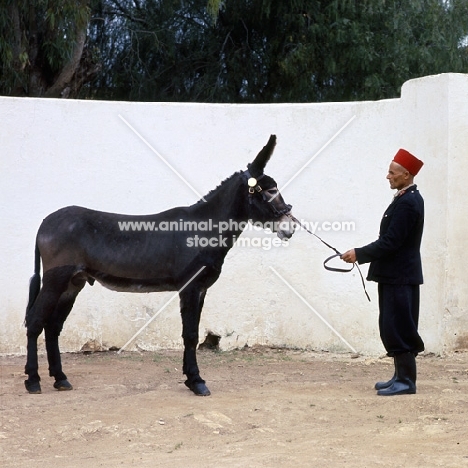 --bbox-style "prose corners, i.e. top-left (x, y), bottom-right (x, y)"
top-left (180, 287), bottom-right (210, 396)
